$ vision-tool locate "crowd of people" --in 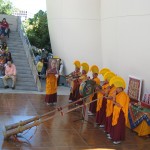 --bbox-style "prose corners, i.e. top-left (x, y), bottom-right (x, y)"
top-left (1, 17), bottom-right (64, 90)
top-left (0, 18), bottom-right (17, 89)
top-left (35, 48), bottom-right (52, 79)
top-left (44, 59), bottom-right (130, 145)
top-left (35, 48), bottom-right (63, 81)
